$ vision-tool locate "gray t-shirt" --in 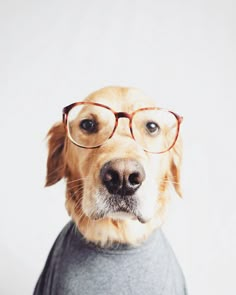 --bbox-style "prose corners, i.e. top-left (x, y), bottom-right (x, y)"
top-left (34, 221), bottom-right (187, 295)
